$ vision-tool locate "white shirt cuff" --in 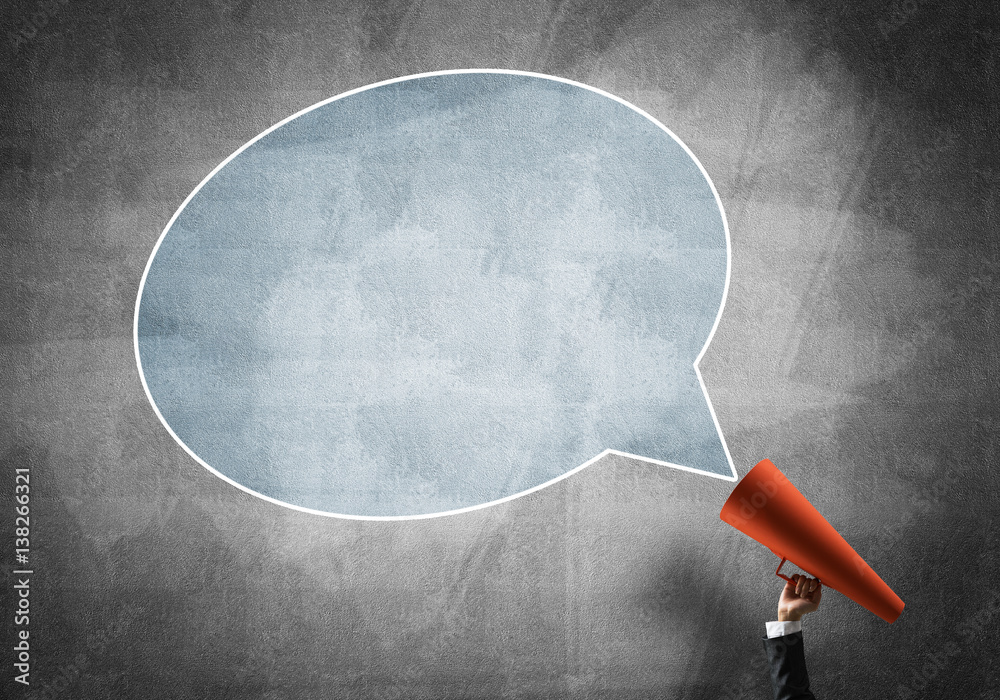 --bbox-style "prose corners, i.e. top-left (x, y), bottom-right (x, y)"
top-left (766, 620), bottom-right (802, 638)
